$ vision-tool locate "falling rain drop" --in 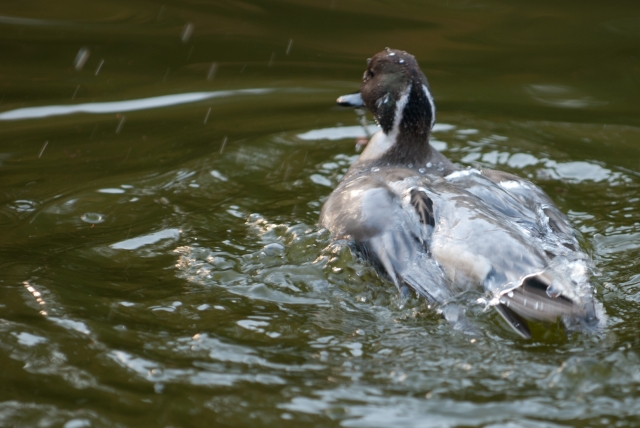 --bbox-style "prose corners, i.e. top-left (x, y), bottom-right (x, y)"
top-left (286, 39), bottom-right (293, 55)
top-left (207, 62), bottom-right (218, 80)
top-left (74, 47), bottom-right (90, 70)
top-left (181, 23), bottom-right (194, 43)
top-left (220, 136), bottom-right (228, 154)
top-left (23, 281), bottom-right (47, 316)
top-left (95, 59), bottom-right (104, 75)
top-left (38, 141), bottom-right (48, 158)
top-left (116, 115), bottom-right (126, 134)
